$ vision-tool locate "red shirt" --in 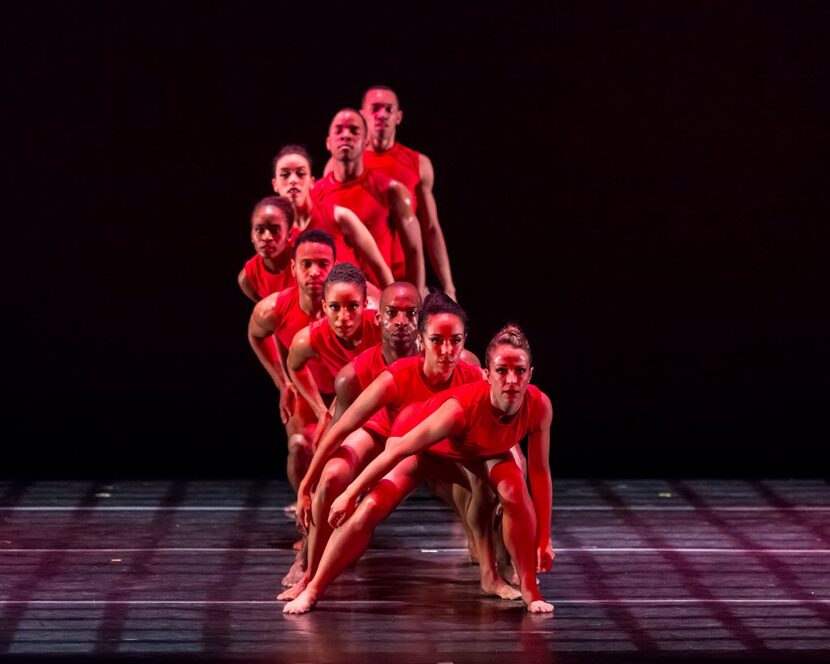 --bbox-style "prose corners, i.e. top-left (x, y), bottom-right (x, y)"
top-left (364, 356), bottom-right (483, 438)
top-left (243, 254), bottom-right (295, 300)
top-left (363, 142), bottom-right (421, 213)
top-left (312, 168), bottom-right (402, 283)
top-left (272, 287), bottom-right (328, 393)
top-left (352, 343), bottom-right (389, 391)
top-left (308, 312), bottom-right (382, 395)
top-left (392, 380), bottom-right (546, 460)
top-left (288, 201), bottom-right (362, 276)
